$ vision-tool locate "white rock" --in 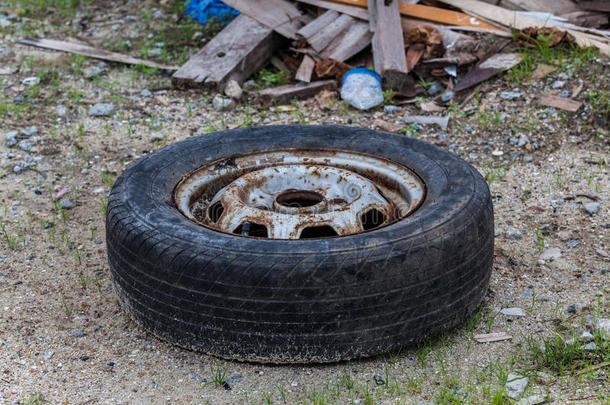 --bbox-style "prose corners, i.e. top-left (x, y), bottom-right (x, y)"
top-left (506, 373), bottom-right (528, 399)
top-left (224, 80), bottom-right (243, 99)
top-left (501, 307), bottom-right (526, 317)
top-left (583, 202), bottom-right (600, 215)
top-left (89, 103), bottom-right (115, 117)
top-left (595, 318), bottom-right (610, 337)
top-left (43, 350), bottom-right (54, 361)
top-left (540, 247), bottom-right (561, 260)
top-left (21, 76), bottom-right (40, 86)
top-left (212, 94), bottom-right (232, 111)
top-left (581, 342), bottom-right (596, 351)
top-left (93, 187), bottom-right (105, 194)
top-left (518, 394), bottom-right (547, 405)
top-left (150, 132), bottom-right (165, 141)
top-left (505, 227), bottom-right (522, 240)
top-left (579, 331), bottom-right (594, 342)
